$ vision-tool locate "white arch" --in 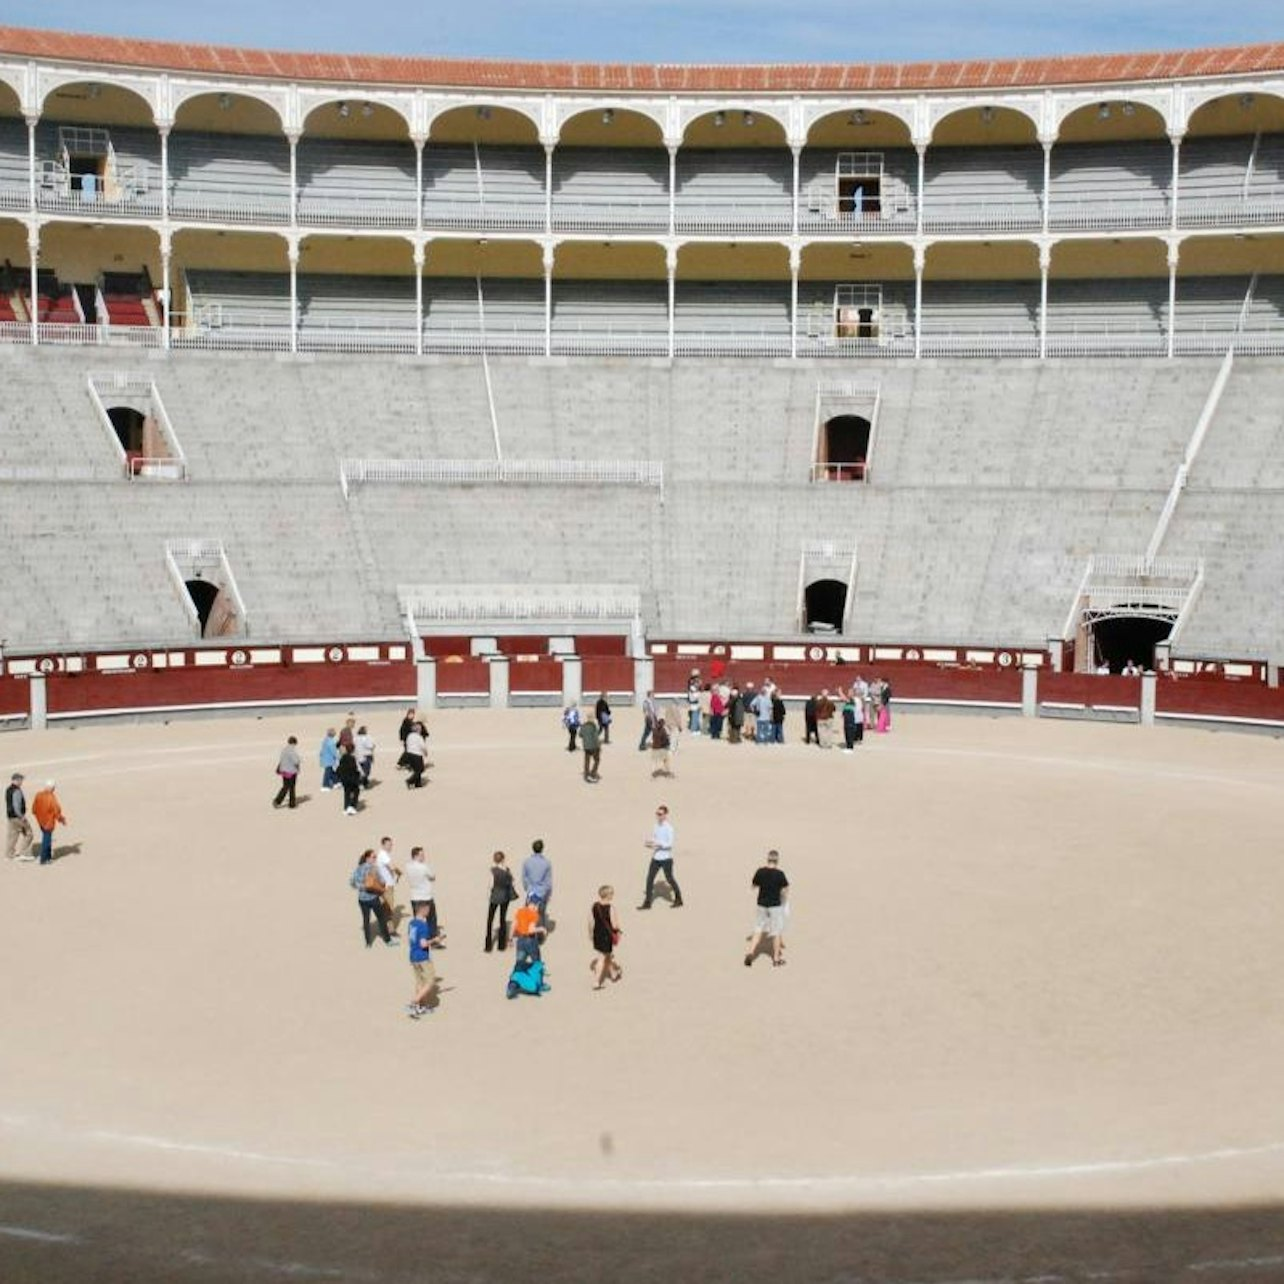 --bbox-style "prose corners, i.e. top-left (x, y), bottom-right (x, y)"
top-left (678, 103), bottom-right (791, 141)
top-left (425, 98), bottom-right (542, 139)
top-left (1180, 83), bottom-right (1284, 133)
top-left (0, 67), bottom-right (24, 113)
top-left (170, 84), bottom-right (287, 133)
top-left (38, 71), bottom-right (158, 123)
top-left (298, 92), bottom-right (413, 138)
top-left (1053, 91), bottom-right (1171, 138)
top-left (929, 98), bottom-right (1041, 140)
top-left (801, 102), bottom-right (916, 143)
top-left (555, 101), bottom-right (667, 142)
